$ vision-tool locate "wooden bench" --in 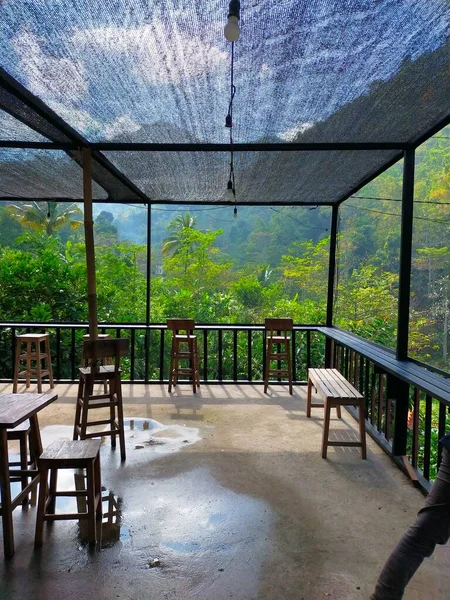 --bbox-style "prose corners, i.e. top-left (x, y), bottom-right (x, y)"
top-left (307, 368), bottom-right (367, 459)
